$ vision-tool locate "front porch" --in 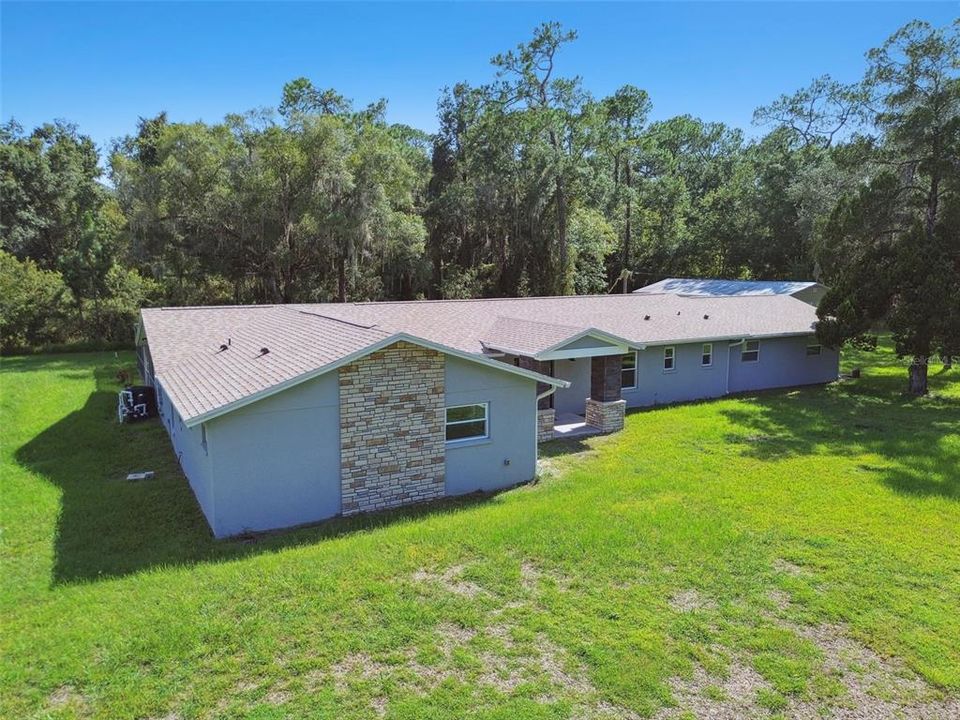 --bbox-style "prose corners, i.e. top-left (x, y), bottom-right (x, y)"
top-left (526, 354), bottom-right (628, 442)
top-left (553, 412), bottom-right (601, 440)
